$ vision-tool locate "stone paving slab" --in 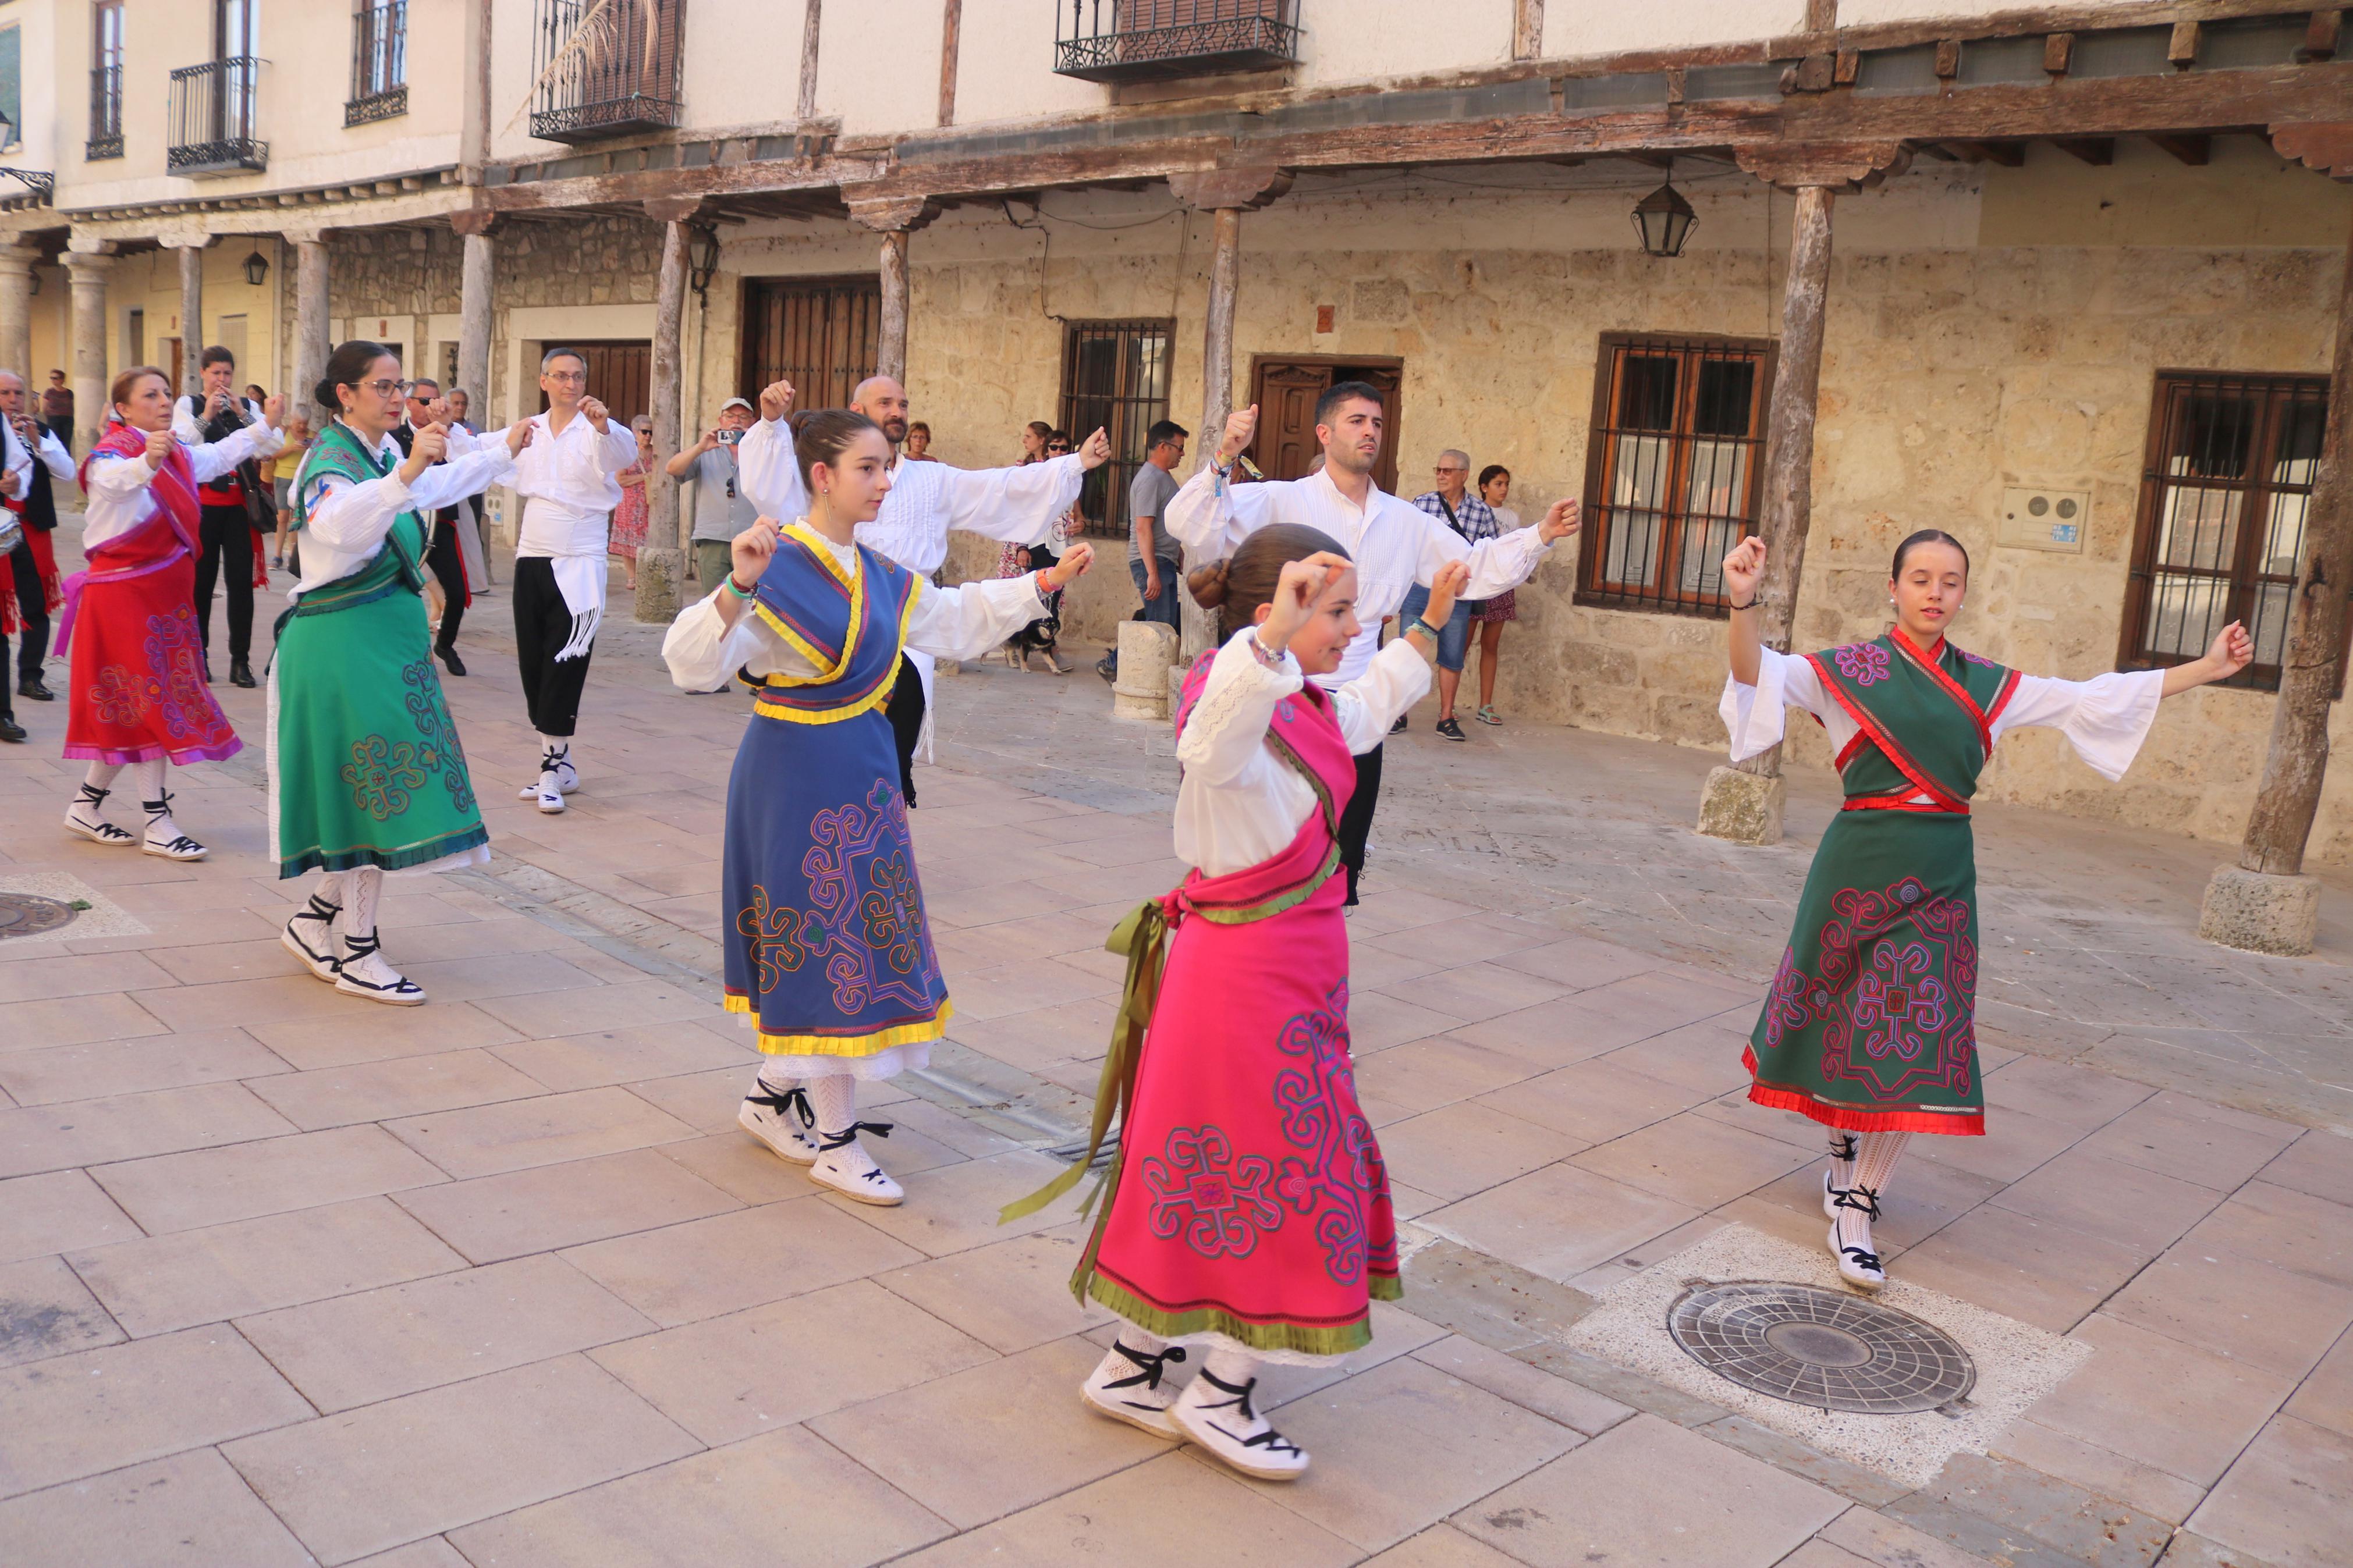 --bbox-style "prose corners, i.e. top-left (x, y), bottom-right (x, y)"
top-left (2, 526), bottom-right (2351, 1566)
